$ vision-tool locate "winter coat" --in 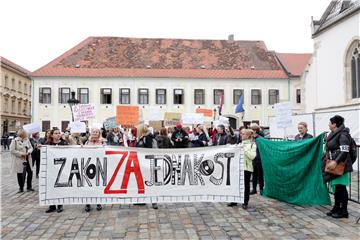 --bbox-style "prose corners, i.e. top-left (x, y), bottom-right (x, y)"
top-left (30, 137), bottom-right (41, 162)
top-left (171, 129), bottom-right (189, 148)
top-left (106, 132), bottom-right (124, 146)
top-left (322, 124), bottom-right (353, 182)
top-left (191, 133), bottom-right (208, 147)
top-left (213, 133), bottom-right (229, 146)
top-left (10, 137), bottom-right (34, 173)
top-left (137, 133), bottom-right (156, 148)
top-left (156, 135), bottom-right (173, 149)
top-left (243, 139), bottom-right (257, 172)
top-left (294, 133), bottom-right (313, 141)
top-left (253, 135), bottom-right (263, 164)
